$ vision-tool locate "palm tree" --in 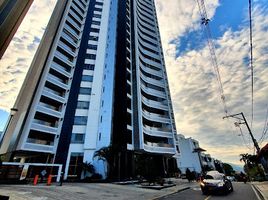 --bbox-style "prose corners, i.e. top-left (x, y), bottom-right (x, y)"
top-left (80, 162), bottom-right (95, 179)
top-left (94, 146), bottom-right (114, 179)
